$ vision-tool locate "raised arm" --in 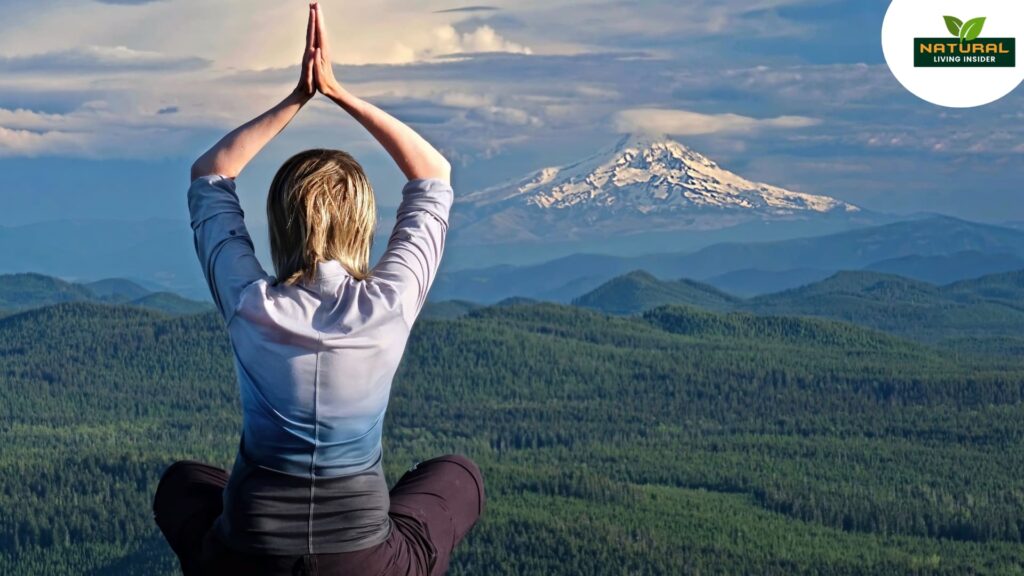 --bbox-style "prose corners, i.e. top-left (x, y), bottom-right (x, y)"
top-left (309, 3), bottom-right (452, 324)
top-left (311, 3), bottom-right (451, 183)
top-left (190, 5), bottom-right (319, 181)
top-left (186, 5), bottom-right (320, 322)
